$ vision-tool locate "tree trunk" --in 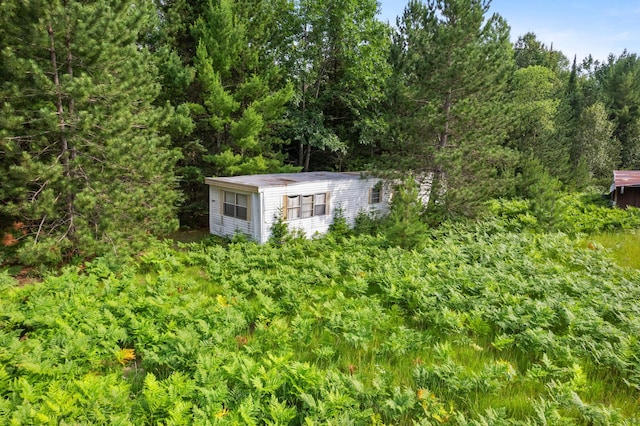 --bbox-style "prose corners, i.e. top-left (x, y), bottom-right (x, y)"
top-left (428, 87), bottom-right (452, 210)
top-left (304, 143), bottom-right (311, 171)
top-left (48, 20), bottom-right (76, 243)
